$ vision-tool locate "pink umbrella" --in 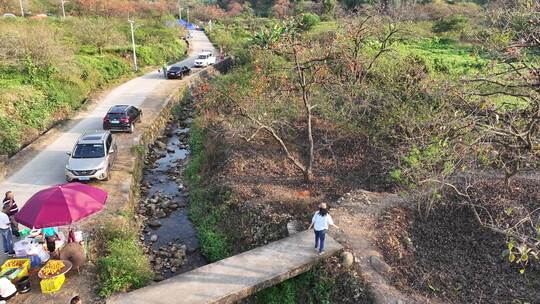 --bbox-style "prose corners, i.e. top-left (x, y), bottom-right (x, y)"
top-left (15, 183), bottom-right (107, 229)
